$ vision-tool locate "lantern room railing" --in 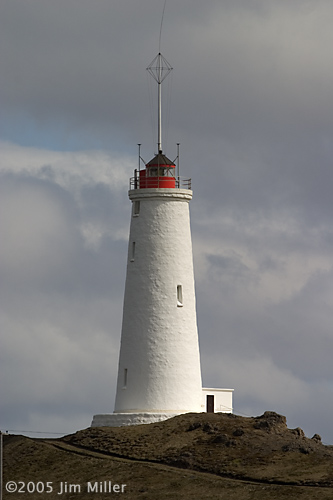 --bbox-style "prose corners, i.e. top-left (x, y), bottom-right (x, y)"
top-left (130, 175), bottom-right (192, 190)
